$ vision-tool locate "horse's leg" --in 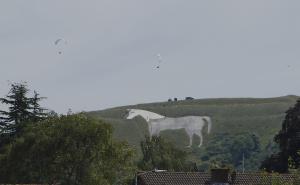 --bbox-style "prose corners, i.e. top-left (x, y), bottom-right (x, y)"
top-left (196, 130), bottom-right (203, 147)
top-left (148, 122), bottom-right (153, 141)
top-left (149, 131), bottom-right (159, 141)
top-left (150, 129), bottom-right (160, 141)
top-left (188, 135), bottom-right (192, 147)
top-left (186, 131), bottom-right (193, 147)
